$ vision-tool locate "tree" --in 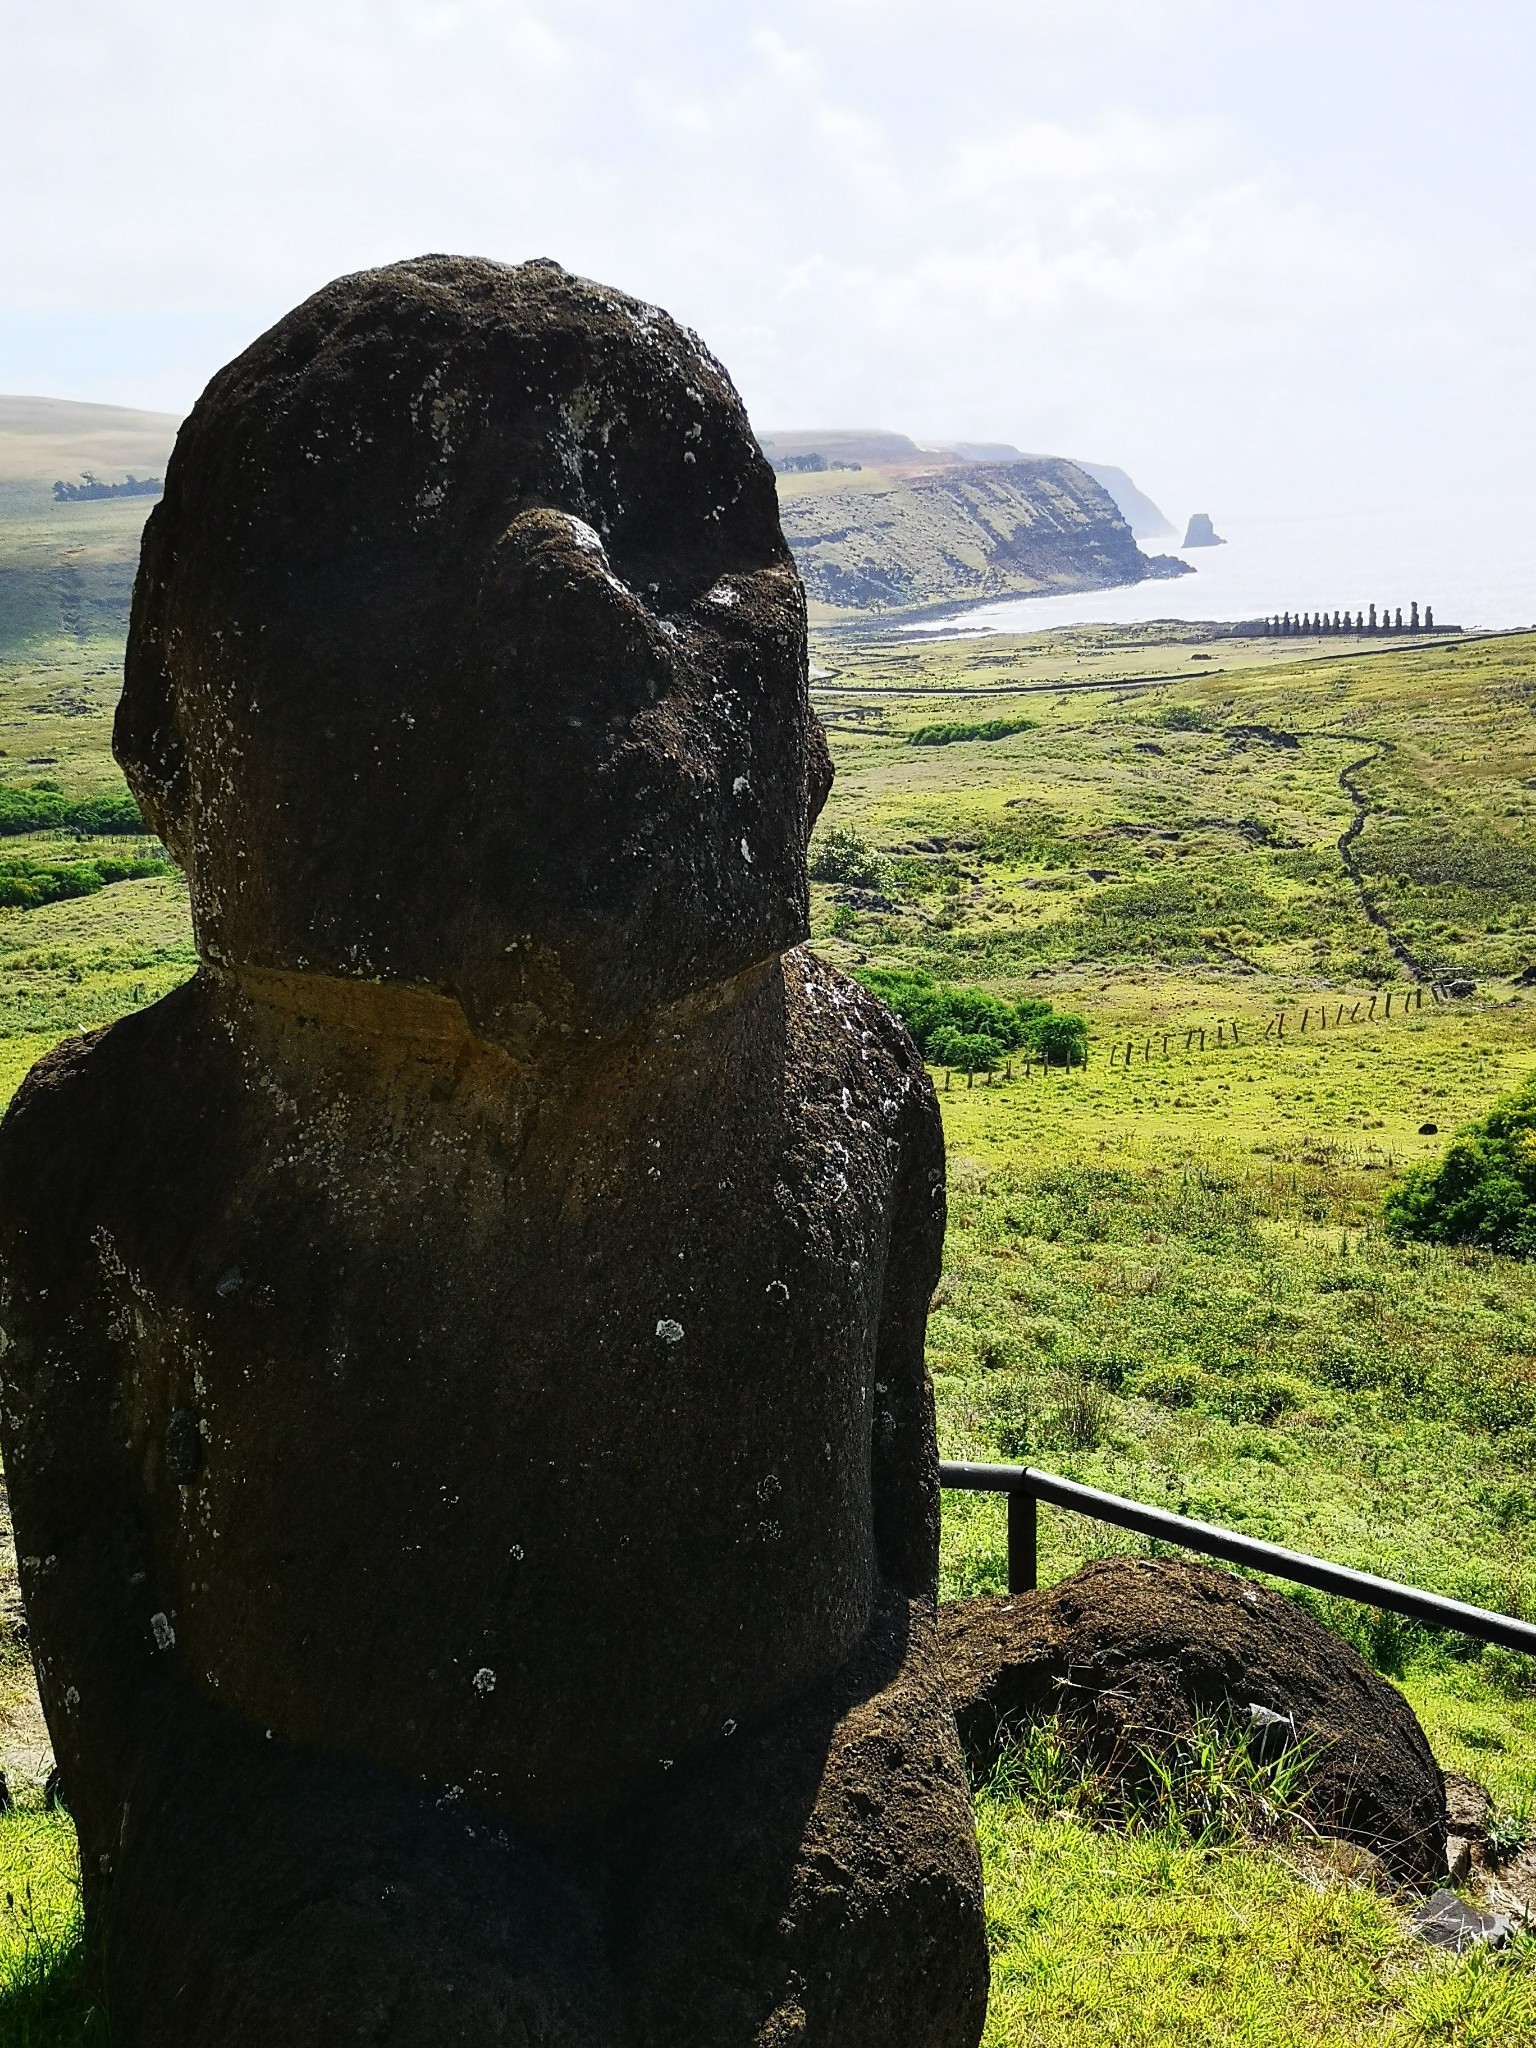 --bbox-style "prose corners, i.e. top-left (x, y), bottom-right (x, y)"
top-left (1030, 1012), bottom-right (1089, 1065)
